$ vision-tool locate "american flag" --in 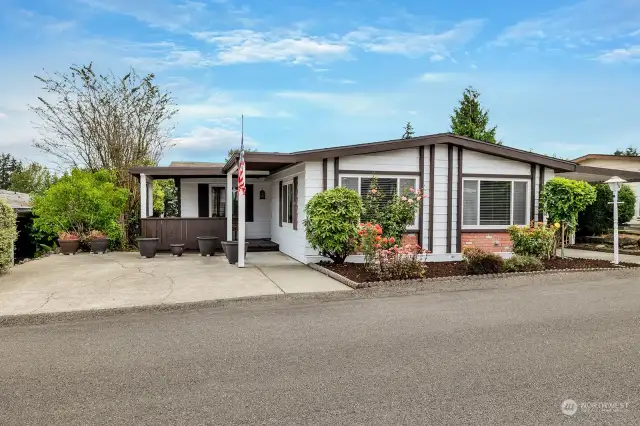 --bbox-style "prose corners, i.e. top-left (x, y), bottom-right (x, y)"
top-left (237, 115), bottom-right (246, 196)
